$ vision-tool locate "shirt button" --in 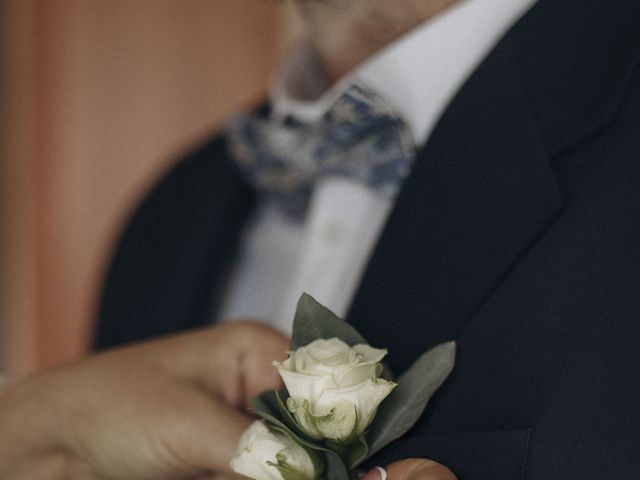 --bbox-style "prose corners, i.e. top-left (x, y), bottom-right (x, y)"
top-left (322, 221), bottom-right (347, 246)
